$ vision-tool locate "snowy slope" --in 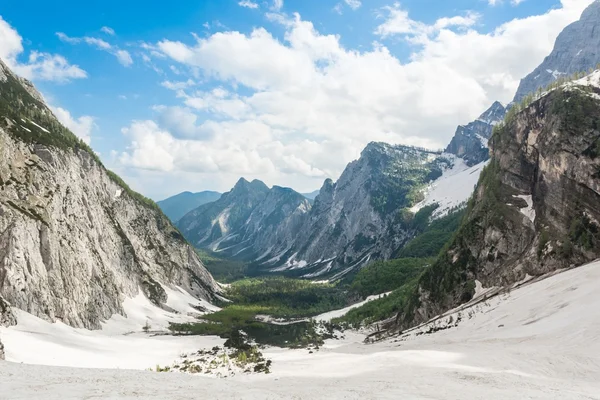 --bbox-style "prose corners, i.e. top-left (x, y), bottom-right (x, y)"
top-left (3, 261), bottom-right (600, 398)
top-left (0, 287), bottom-right (223, 370)
top-left (411, 157), bottom-right (487, 218)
